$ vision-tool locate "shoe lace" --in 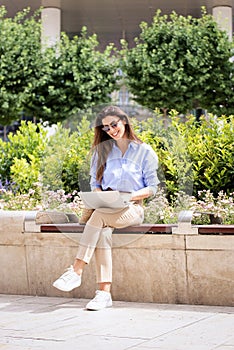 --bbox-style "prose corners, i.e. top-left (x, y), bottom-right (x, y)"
top-left (92, 290), bottom-right (107, 302)
top-left (61, 266), bottom-right (75, 282)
